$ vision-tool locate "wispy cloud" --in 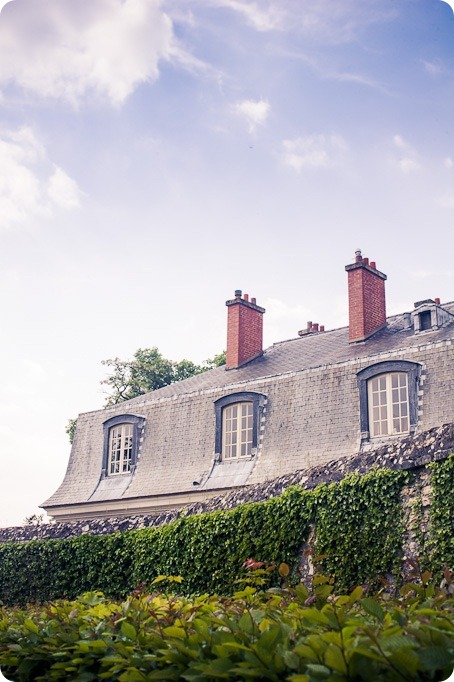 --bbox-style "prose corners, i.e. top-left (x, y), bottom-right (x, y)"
top-left (0, 0), bottom-right (179, 105)
top-left (233, 98), bottom-right (270, 132)
top-left (282, 134), bottom-right (347, 172)
top-left (201, 0), bottom-right (284, 31)
top-left (421, 58), bottom-right (447, 76)
top-left (195, 0), bottom-right (396, 41)
top-left (283, 0), bottom-right (397, 44)
top-left (392, 135), bottom-right (421, 173)
top-left (0, 127), bottom-right (83, 229)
